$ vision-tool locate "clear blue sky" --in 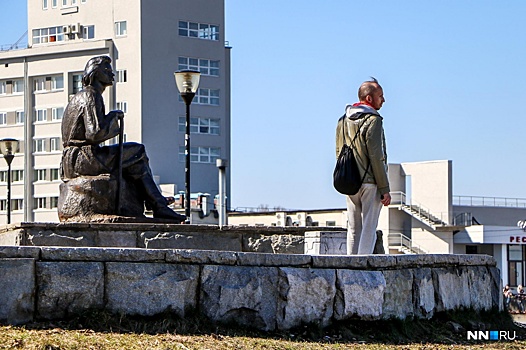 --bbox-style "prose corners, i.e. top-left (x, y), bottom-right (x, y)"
top-left (2, 1), bottom-right (525, 210)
